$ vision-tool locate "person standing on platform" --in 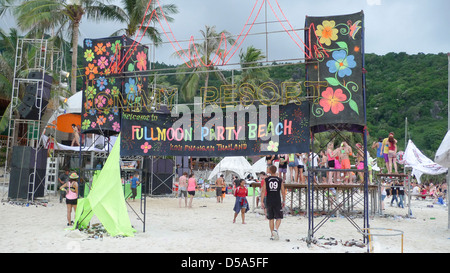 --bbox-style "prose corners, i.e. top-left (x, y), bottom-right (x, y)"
top-left (296, 153), bottom-right (305, 184)
top-left (387, 133), bottom-right (398, 174)
top-left (372, 137), bottom-right (385, 171)
top-left (71, 124), bottom-right (80, 146)
top-left (233, 179), bottom-right (250, 224)
top-left (278, 154), bottom-right (288, 182)
top-left (326, 142), bottom-right (337, 184)
top-left (187, 174), bottom-right (197, 208)
top-left (261, 165), bottom-right (286, 240)
top-left (288, 154), bottom-right (297, 183)
top-left (178, 172), bottom-right (188, 208)
top-left (337, 142), bottom-right (352, 184)
top-left (382, 132), bottom-right (398, 174)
